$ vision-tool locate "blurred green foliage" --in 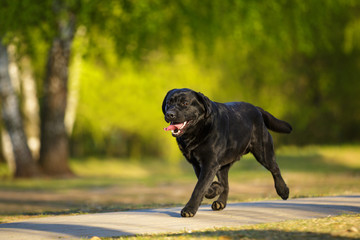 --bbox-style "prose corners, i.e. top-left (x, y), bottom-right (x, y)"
top-left (1, 0), bottom-right (360, 161)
